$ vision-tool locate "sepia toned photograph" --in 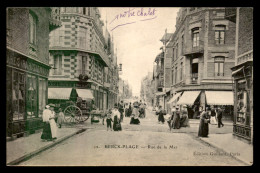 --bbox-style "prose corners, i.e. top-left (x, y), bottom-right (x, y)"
top-left (6, 7), bottom-right (253, 166)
